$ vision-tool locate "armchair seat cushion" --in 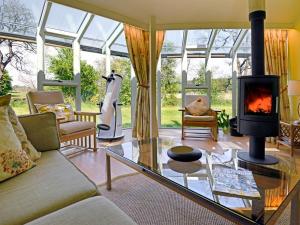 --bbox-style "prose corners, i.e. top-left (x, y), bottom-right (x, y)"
top-left (184, 115), bottom-right (215, 122)
top-left (59, 121), bottom-right (95, 135)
